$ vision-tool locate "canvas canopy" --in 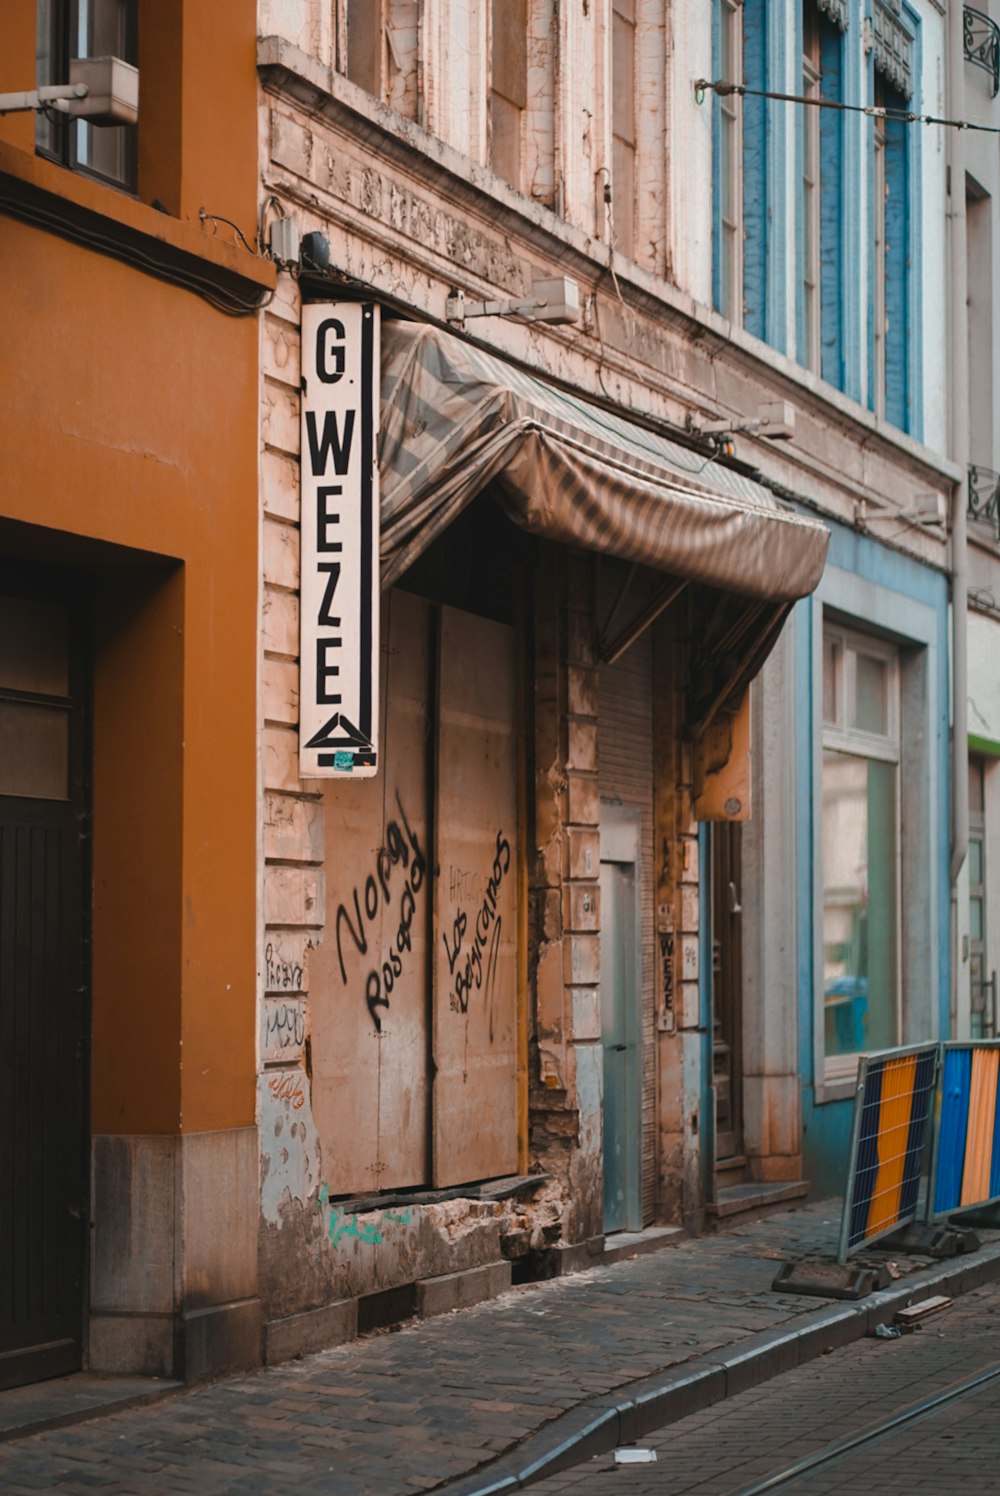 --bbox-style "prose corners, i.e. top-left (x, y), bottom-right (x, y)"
top-left (377, 321), bottom-right (829, 729)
